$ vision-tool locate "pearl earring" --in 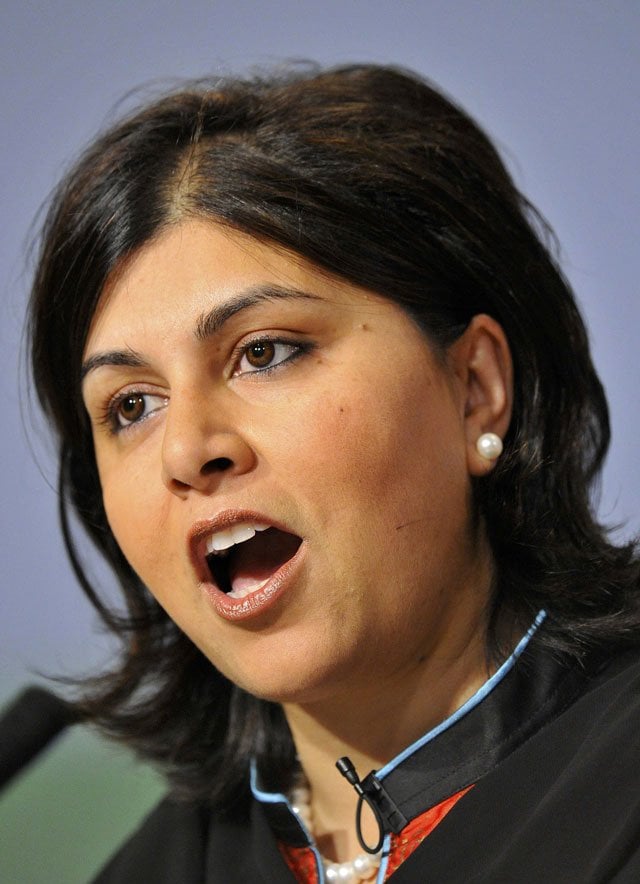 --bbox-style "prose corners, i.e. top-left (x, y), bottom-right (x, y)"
top-left (476, 432), bottom-right (503, 461)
